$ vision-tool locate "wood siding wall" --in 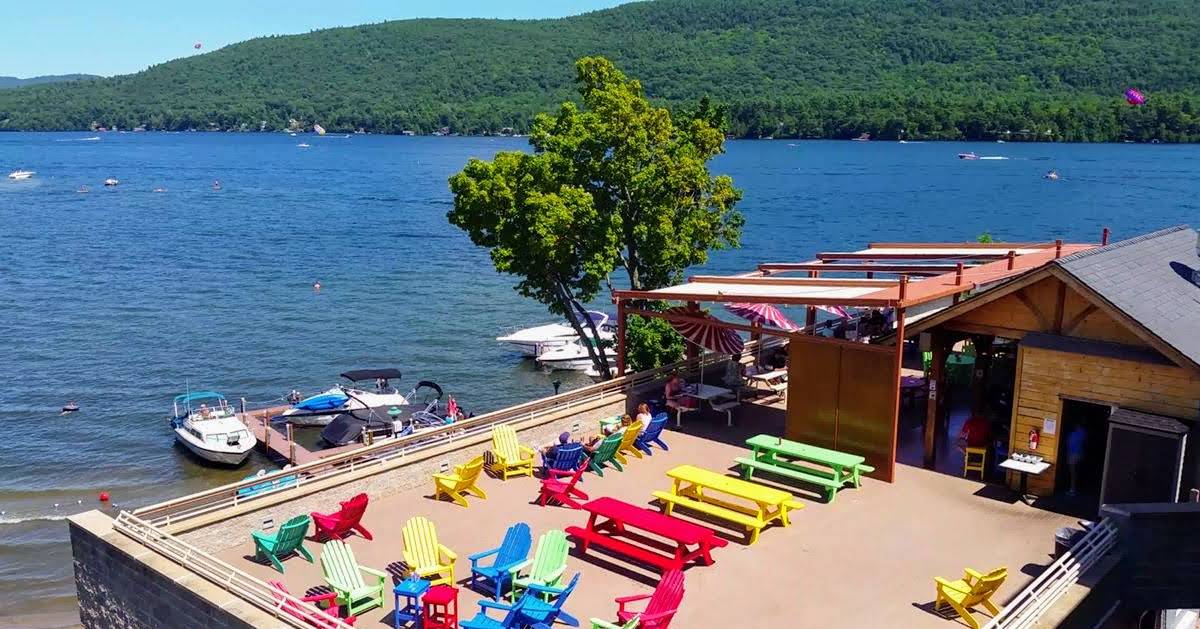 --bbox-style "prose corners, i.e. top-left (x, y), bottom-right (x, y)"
top-left (788, 337), bottom-right (899, 481)
top-left (1010, 345), bottom-right (1200, 496)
